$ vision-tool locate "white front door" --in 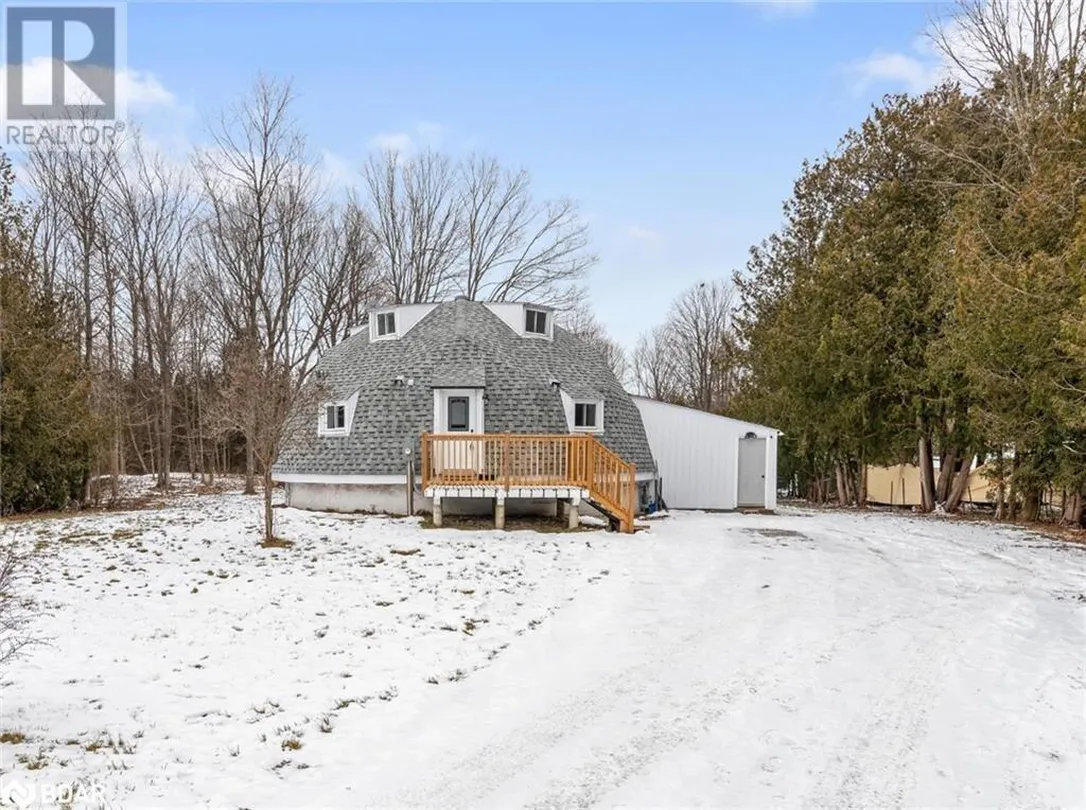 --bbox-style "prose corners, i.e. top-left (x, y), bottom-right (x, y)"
top-left (434, 388), bottom-right (483, 434)
top-left (434, 389), bottom-right (485, 475)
